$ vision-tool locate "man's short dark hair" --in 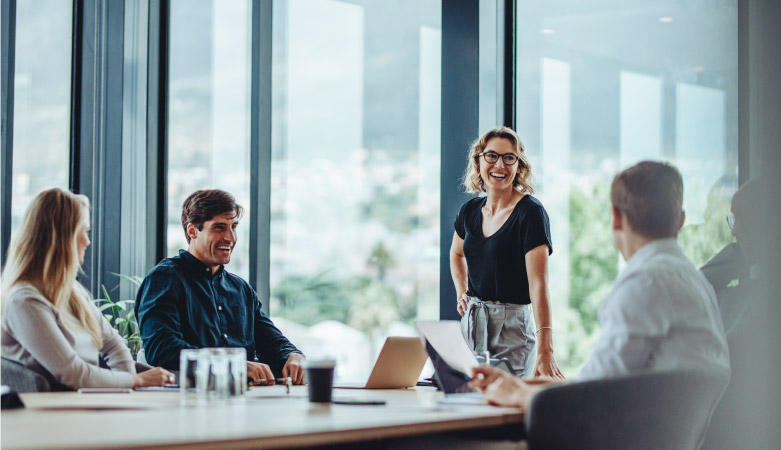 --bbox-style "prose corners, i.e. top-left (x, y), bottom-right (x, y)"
top-left (611, 161), bottom-right (683, 239)
top-left (181, 189), bottom-right (244, 243)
